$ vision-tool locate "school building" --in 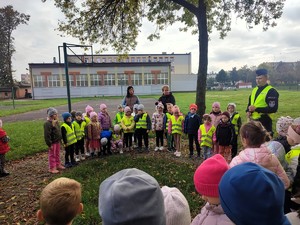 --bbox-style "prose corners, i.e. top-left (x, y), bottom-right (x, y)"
top-left (28, 52), bottom-right (198, 99)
